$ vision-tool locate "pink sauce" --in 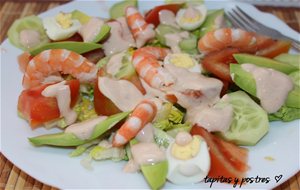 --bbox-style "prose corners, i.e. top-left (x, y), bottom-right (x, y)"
top-left (19, 29), bottom-right (41, 49)
top-left (79, 17), bottom-right (104, 42)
